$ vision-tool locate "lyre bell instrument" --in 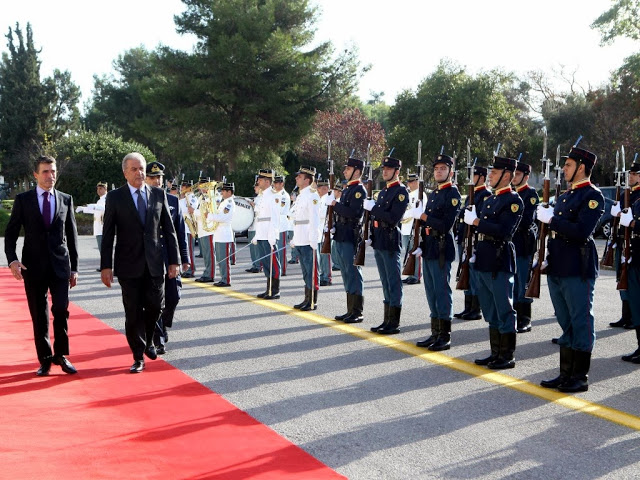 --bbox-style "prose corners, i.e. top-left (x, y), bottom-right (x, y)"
top-left (181, 184), bottom-right (199, 237)
top-left (197, 180), bottom-right (221, 232)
